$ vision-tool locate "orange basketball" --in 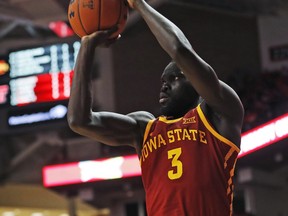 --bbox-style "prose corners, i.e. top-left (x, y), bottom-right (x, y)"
top-left (68, 0), bottom-right (129, 38)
